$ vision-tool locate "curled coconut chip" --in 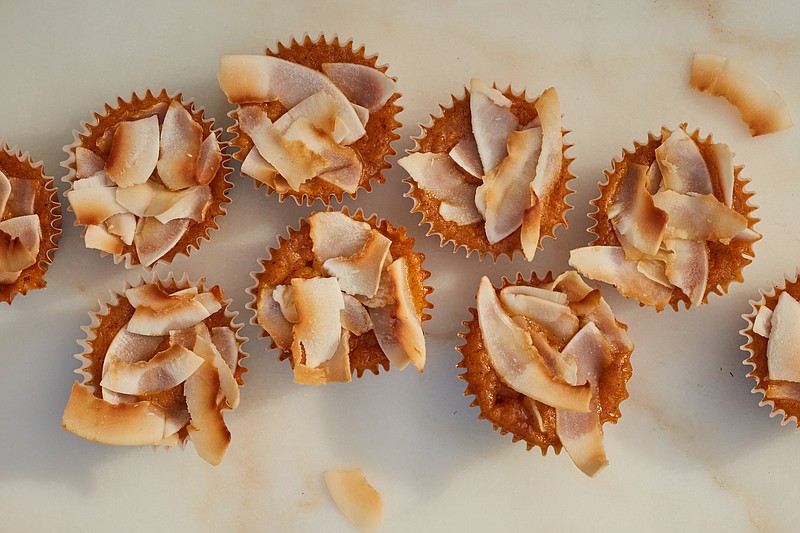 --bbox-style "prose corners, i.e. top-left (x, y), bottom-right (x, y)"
top-left (323, 468), bottom-right (384, 533)
top-left (62, 279), bottom-right (244, 465)
top-left (401, 79), bottom-right (569, 261)
top-left (690, 53), bottom-right (792, 136)
top-left (219, 38), bottom-right (400, 203)
top-left (251, 209), bottom-right (430, 383)
top-left (63, 91), bottom-right (229, 269)
top-left (459, 271), bottom-right (633, 476)
top-left (574, 125), bottom-right (758, 310)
